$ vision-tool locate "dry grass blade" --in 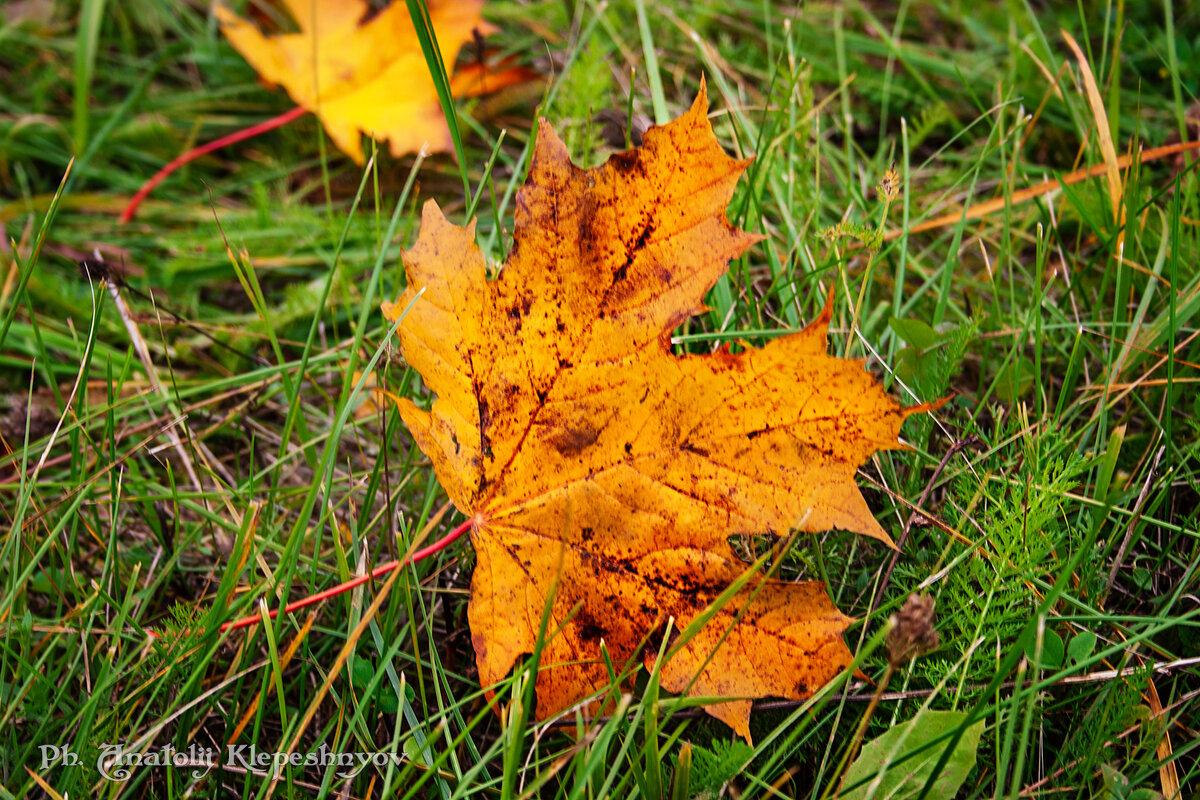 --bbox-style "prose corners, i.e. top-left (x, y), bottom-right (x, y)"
top-left (24, 767), bottom-right (67, 800)
top-left (266, 566), bottom-right (404, 799)
top-left (1146, 680), bottom-right (1181, 800)
top-left (1061, 29), bottom-right (1124, 240)
top-left (226, 611), bottom-right (318, 746)
top-left (886, 140), bottom-right (1200, 242)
